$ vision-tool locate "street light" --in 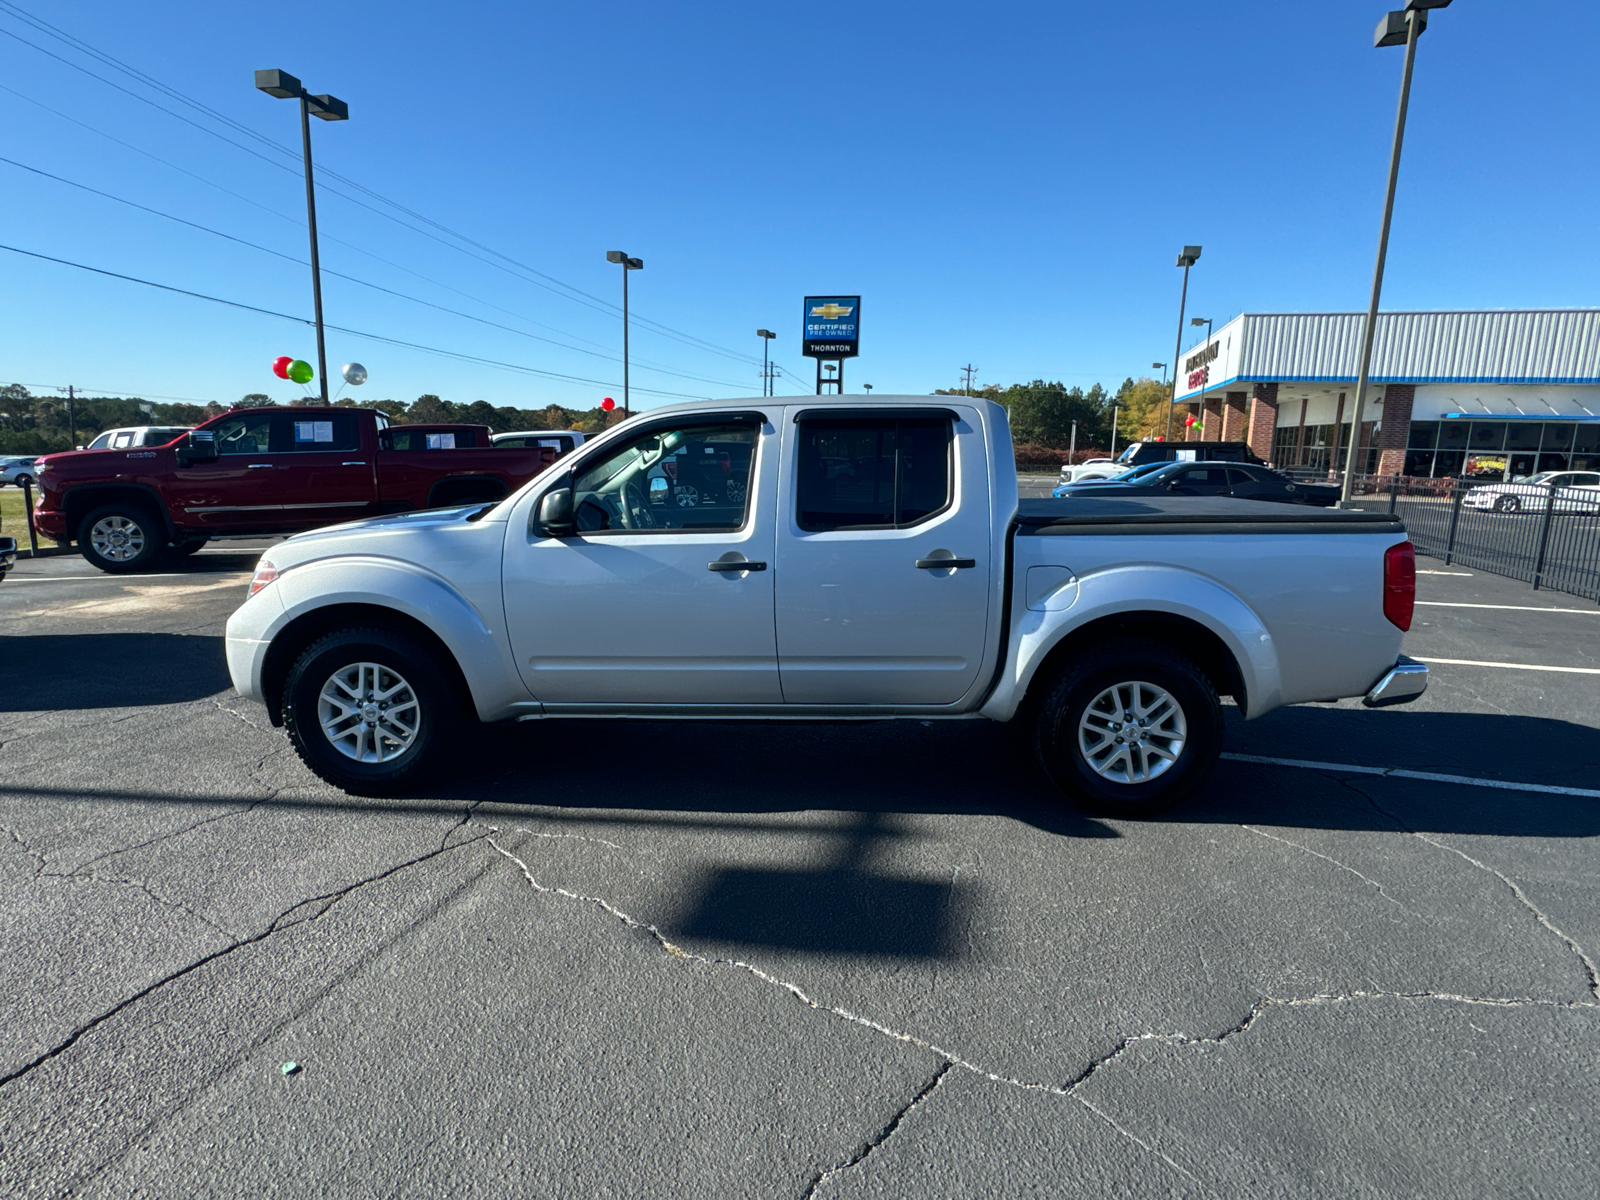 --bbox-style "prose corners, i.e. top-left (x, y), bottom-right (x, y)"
top-left (1110, 403), bottom-right (1125, 458)
top-left (1152, 362), bottom-right (1168, 388)
top-left (1189, 316), bottom-right (1213, 437)
top-left (606, 251), bottom-right (644, 416)
top-left (757, 329), bottom-right (776, 396)
top-left (1164, 246), bottom-right (1201, 441)
top-left (1340, 0), bottom-right (1453, 504)
top-left (862, 384), bottom-right (873, 394)
top-left (255, 69), bottom-right (348, 405)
